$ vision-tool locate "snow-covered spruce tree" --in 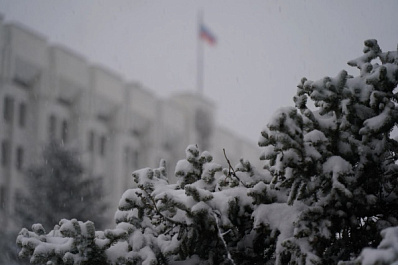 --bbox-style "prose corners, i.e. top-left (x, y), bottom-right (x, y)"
top-left (108, 145), bottom-right (272, 264)
top-left (15, 142), bottom-right (108, 231)
top-left (257, 39), bottom-right (398, 264)
top-left (17, 145), bottom-right (271, 264)
top-left (17, 219), bottom-right (118, 265)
